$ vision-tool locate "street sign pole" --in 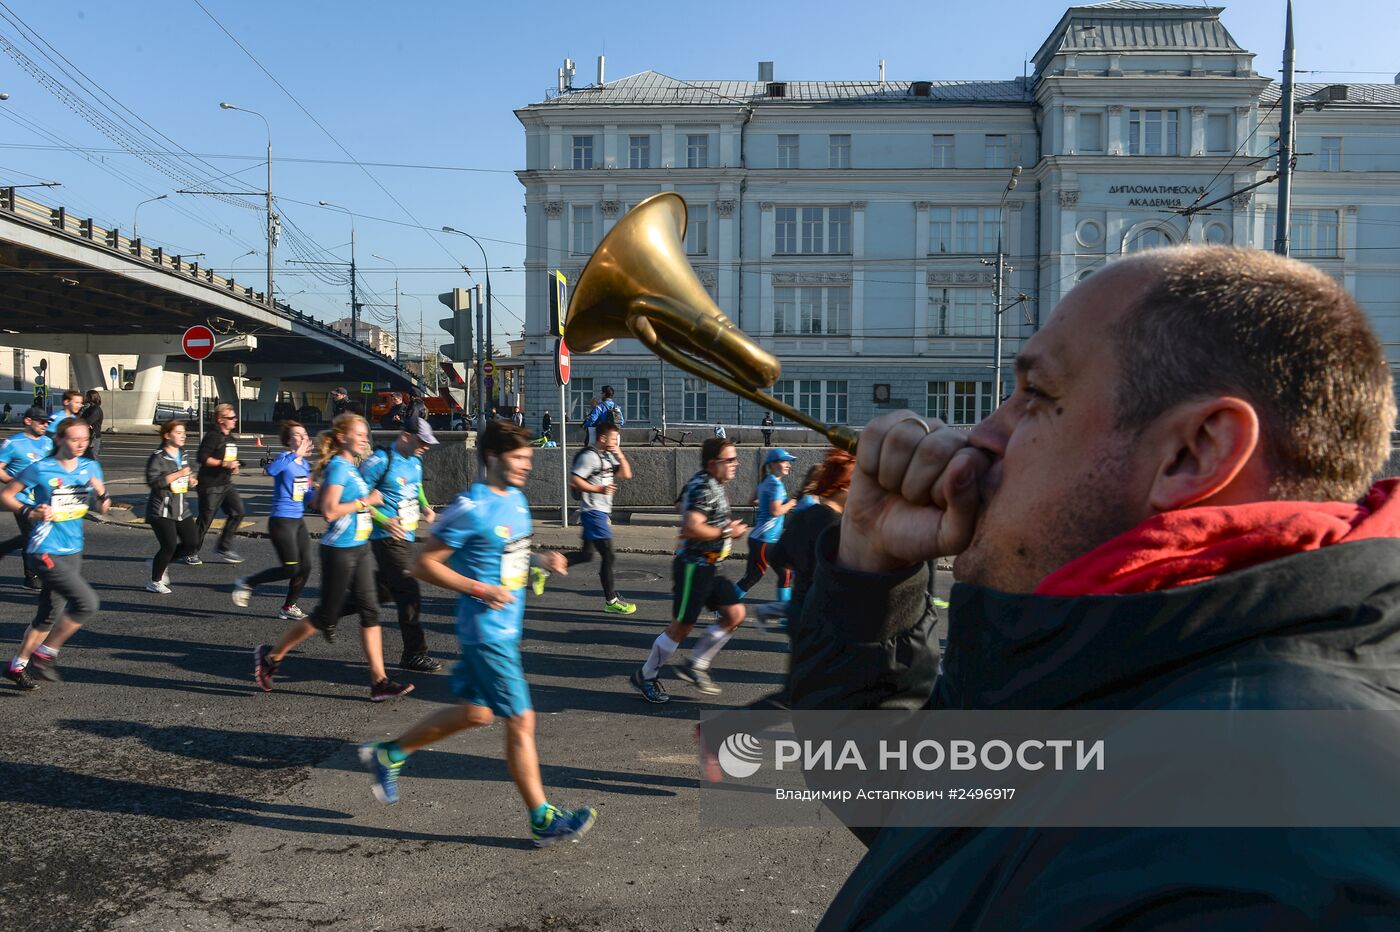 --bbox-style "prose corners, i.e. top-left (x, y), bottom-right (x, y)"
top-left (197, 358), bottom-right (203, 444)
top-left (556, 338), bottom-right (571, 528)
top-left (182, 325), bottom-right (217, 444)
